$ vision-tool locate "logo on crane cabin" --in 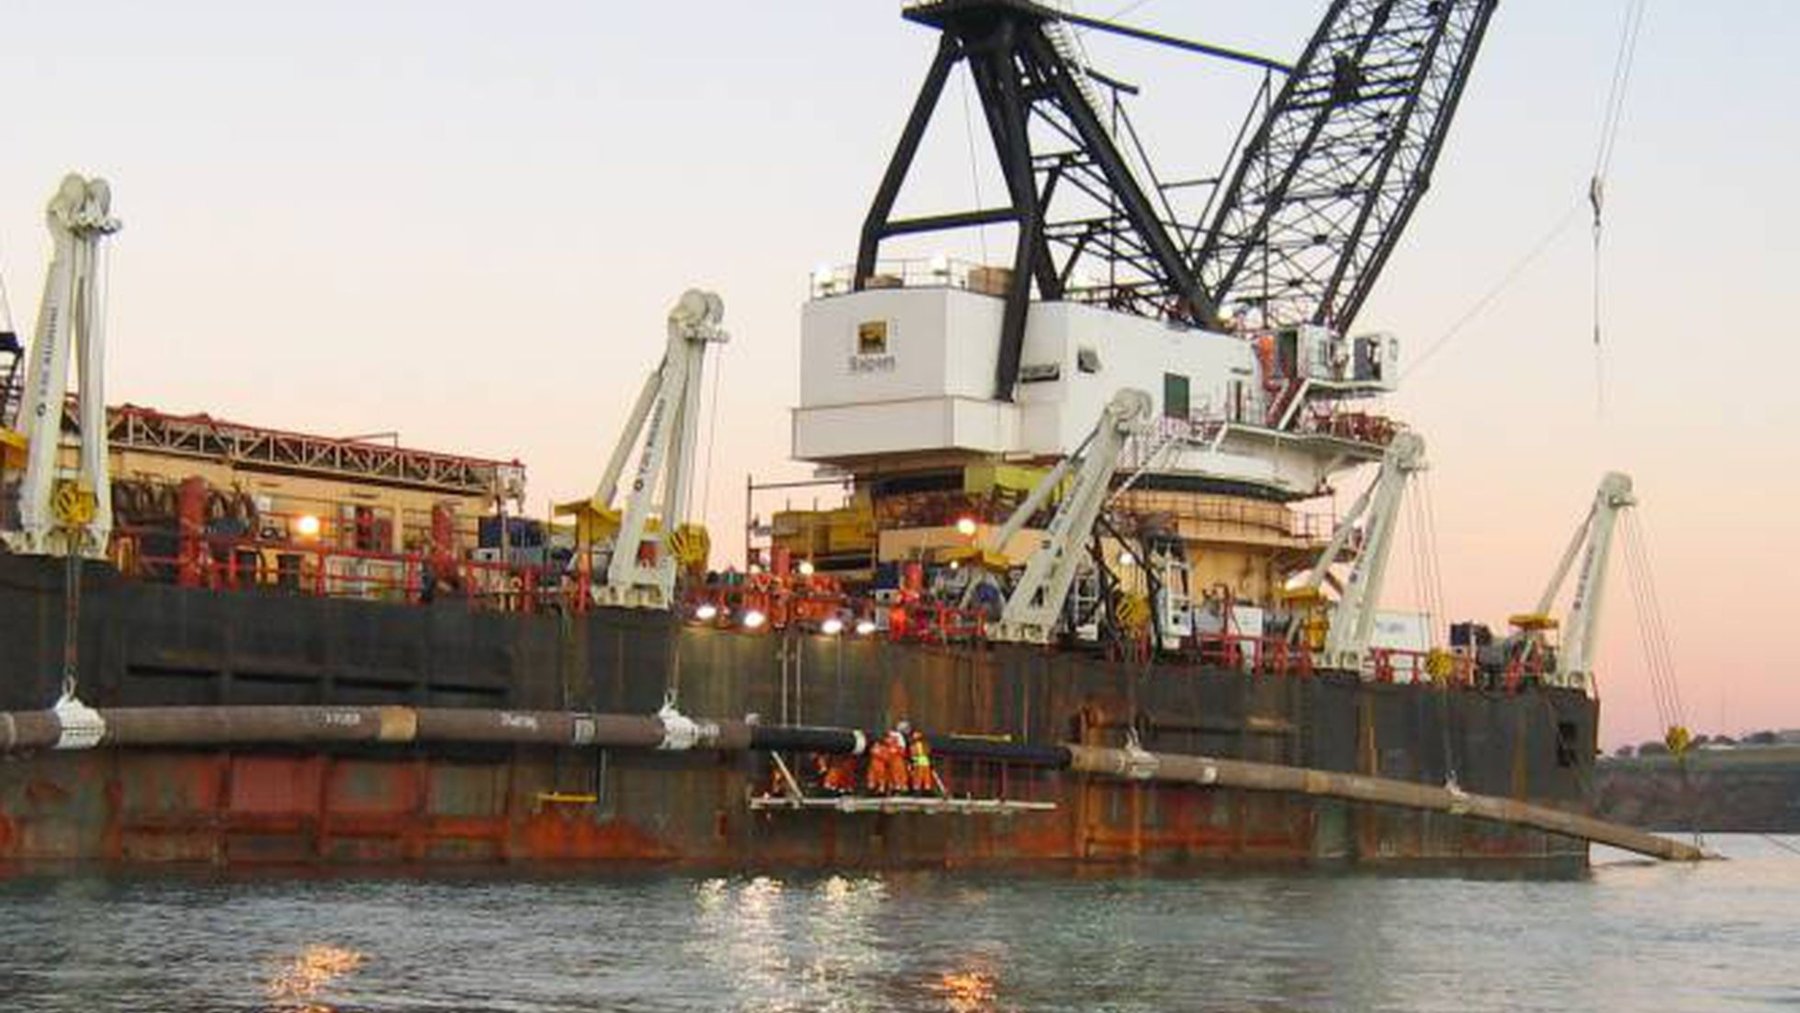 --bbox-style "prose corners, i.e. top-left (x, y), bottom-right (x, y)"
top-left (849, 320), bottom-right (897, 373)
